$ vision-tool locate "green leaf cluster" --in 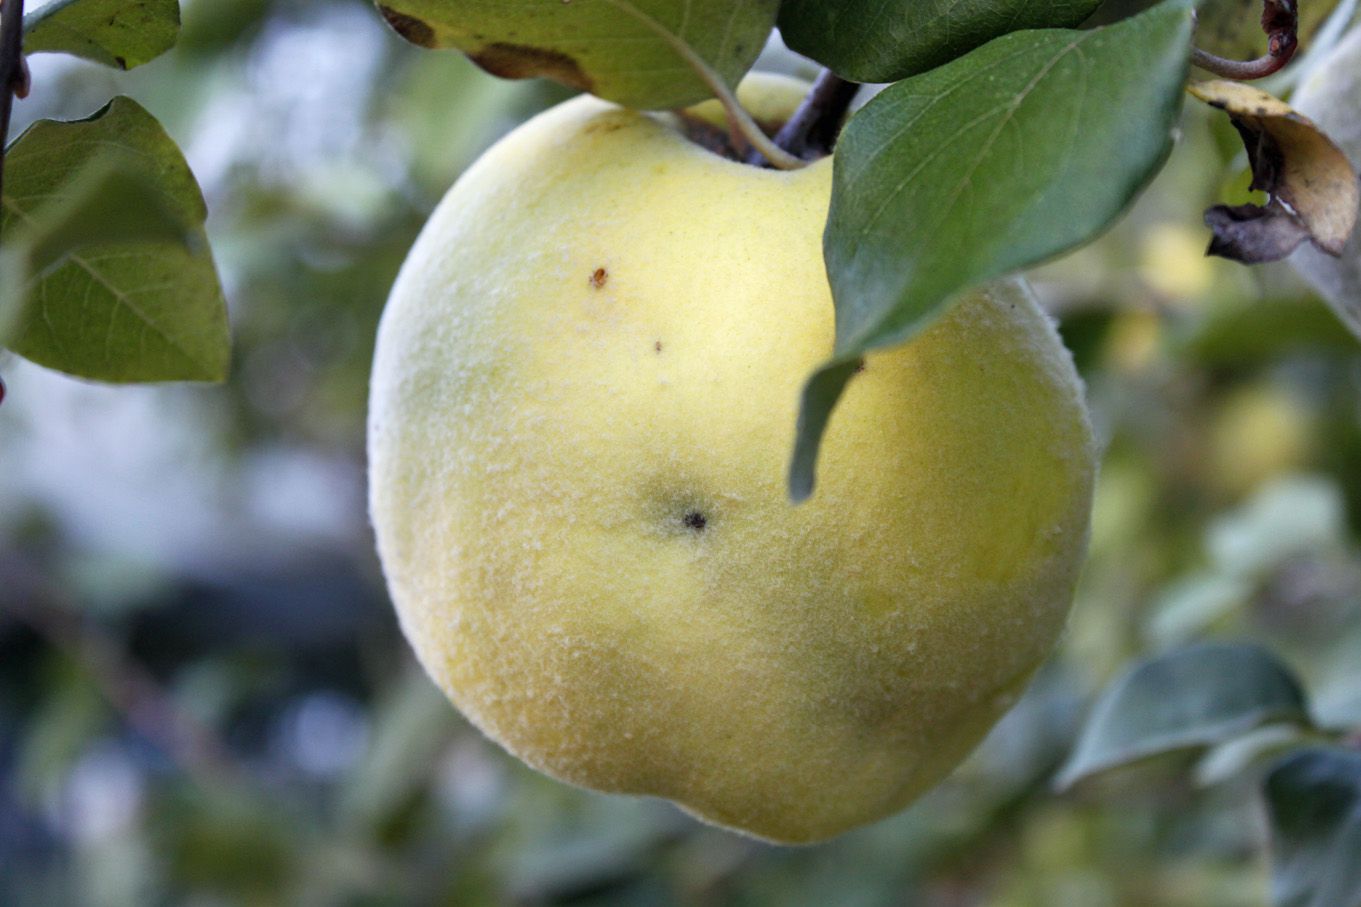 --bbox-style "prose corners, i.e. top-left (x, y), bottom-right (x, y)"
top-left (1055, 643), bottom-right (1312, 788)
top-left (1060, 641), bottom-right (1361, 907)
